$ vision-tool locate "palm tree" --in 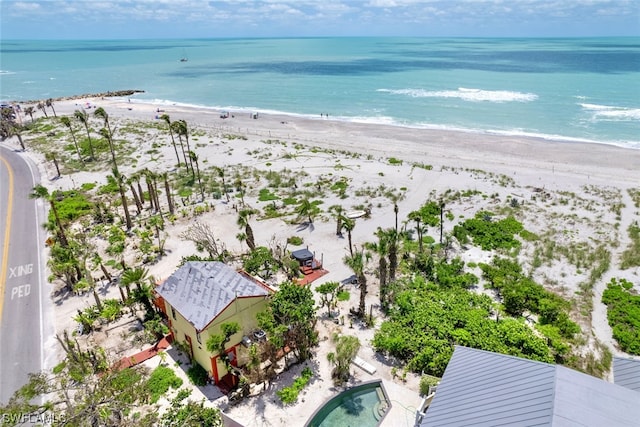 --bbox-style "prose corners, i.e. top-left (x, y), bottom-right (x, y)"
top-left (189, 150), bottom-right (205, 201)
top-left (46, 98), bottom-right (57, 117)
top-left (45, 152), bottom-right (61, 178)
top-left (330, 205), bottom-right (345, 236)
top-left (214, 166), bottom-right (230, 202)
top-left (387, 228), bottom-right (399, 282)
top-left (366, 227), bottom-right (390, 310)
top-left (60, 116), bottom-right (82, 162)
top-left (393, 198), bottom-right (400, 233)
top-left (144, 169), bottom-right (162, 216)
top-left (121, 267), bottom-right (154, 313)
top-left (74, 109), bottom-right (95, 160)
top-left (237, 209), bottom-right (256, 251)
top-left (29, 184), bottom-right (68, 247)
top-left (23, 106), bottom-right (35, 122)
top-left (37, 101), bottom-right (48, 118)
top-left (439, 200), bottom-right (446, 244)
top-left (5, 120), bottom-right (25, 150)
top-left (163, 172), bottom-right (175, 215)
top-left (172, 120), bottom-right (193, 173)
top-left (295, 198), bottom-right (316, 224)
top-left (111, 167), bottom-right (133, 230)
top-left (95, 108), bottom-right (117, 169)
top-left (341, 217), bottom-right (356, 256)
top-left (148, 214), bottom-right (165, 256)
top-left (344, 250), bottom-right (367, 318)
top-left (125, 174), bottom-right (142, 215)
top-left (160, 114), bottom-right (181, 167)
top-left (121, 266), bottom-right (149, 291)
top-left (408, 209), bottom-right (424, 253)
